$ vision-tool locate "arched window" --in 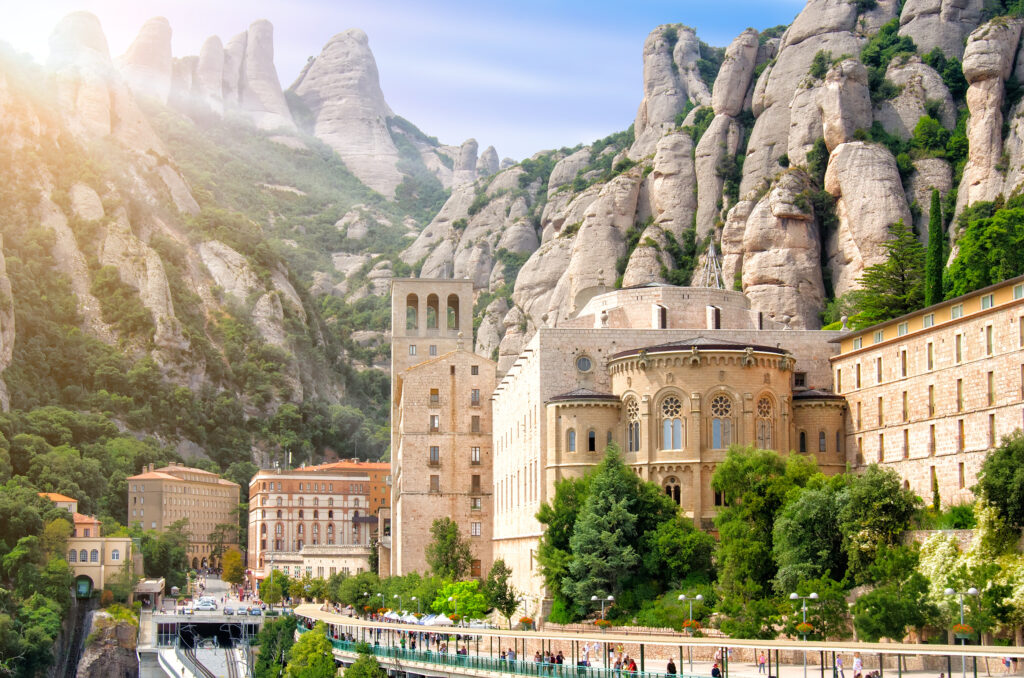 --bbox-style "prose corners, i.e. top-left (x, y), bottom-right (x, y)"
top-left (297, 524), bottom-right (304, 535)
top-left (328, 510), bottom-right (334, 519)
top-left (664, 477), bottom-right (681, 505)
top-left (313, 510), bottom-right (319, 519)
top-left (298, 497), bottom-right (304, 506)
top-left (626, 399), bottom-right (641, 452)
top-left (79, 549), bottom-right (88, 563)
top-left (111, 549), bottom-right (120, 561)
top-left (312, 524), bottom-right (319, 535)
top-left (298, 510), bottom-right (304, 519)
top-left (90, 549), bottom-right (99, 562)
top-left (406, 294), bottom-right (419, 330)
top-left (755, 397), bottom-right (773, 449)
top-left (710, 395), bottom-right (733, 449)
top-left (799, 431), bottom-right (807, 453)
top-left (275, 523), bottom-right (283, 535)
top-left (277, 510), bottom-right (282, 518)
top-left (426, 294), bottom-right (439, 329)
top-left (661, 396), bottom-right (683, 450)
top-left (313, 498), bottom-right (319, 506)
top-left (260, 524), bottom-right (267, 534)
top-left (328, 498), bottom-right (334, 507)
top-left (447, 294), bottom-right (460, 330)
top-left (587, 430), bottom-right (597, 452)
top-left (567, 429), bottom-right (576, 452)
top-left (68, 550), bottom-right (77, 562)
top-left (276, 497), bottom-right (282, 506)
top-left (819, 431), bottom-right (827, 453)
